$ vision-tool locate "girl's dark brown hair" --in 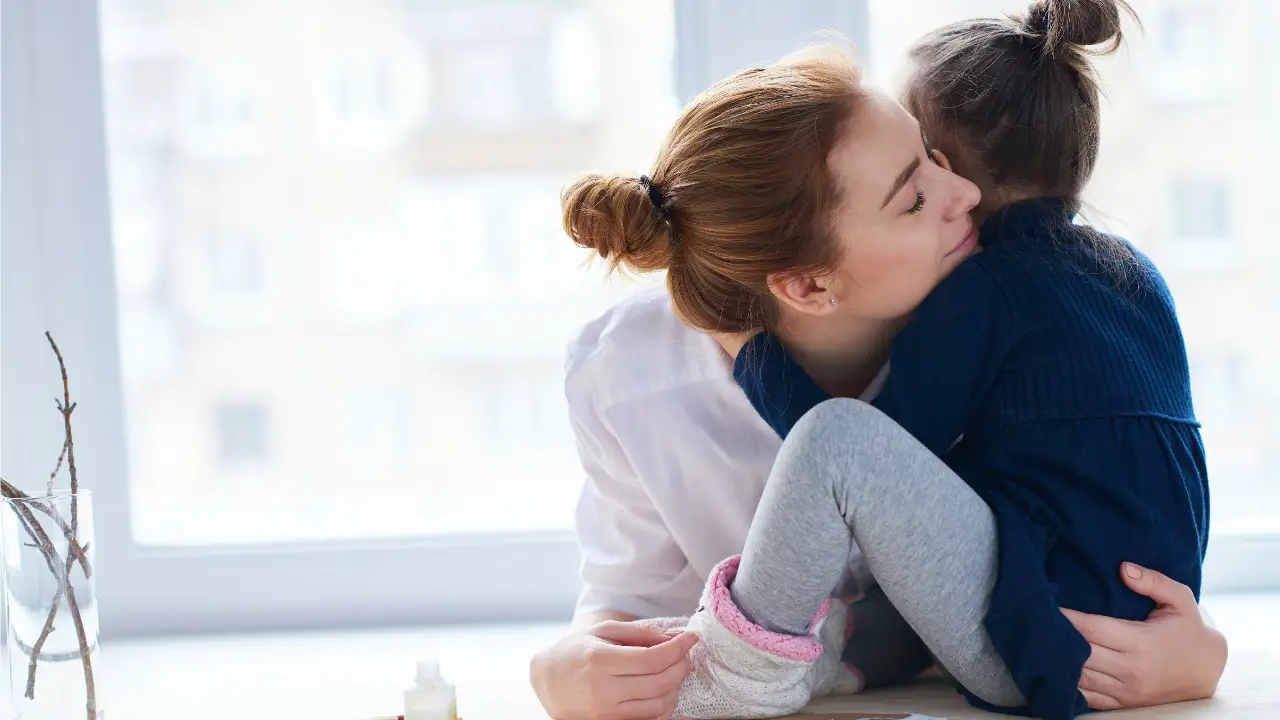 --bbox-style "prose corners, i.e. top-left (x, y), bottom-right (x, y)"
top-left (903, 0), bottom-right (1138, 212)
top-left (561, 45), bottom-right (861, 333)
